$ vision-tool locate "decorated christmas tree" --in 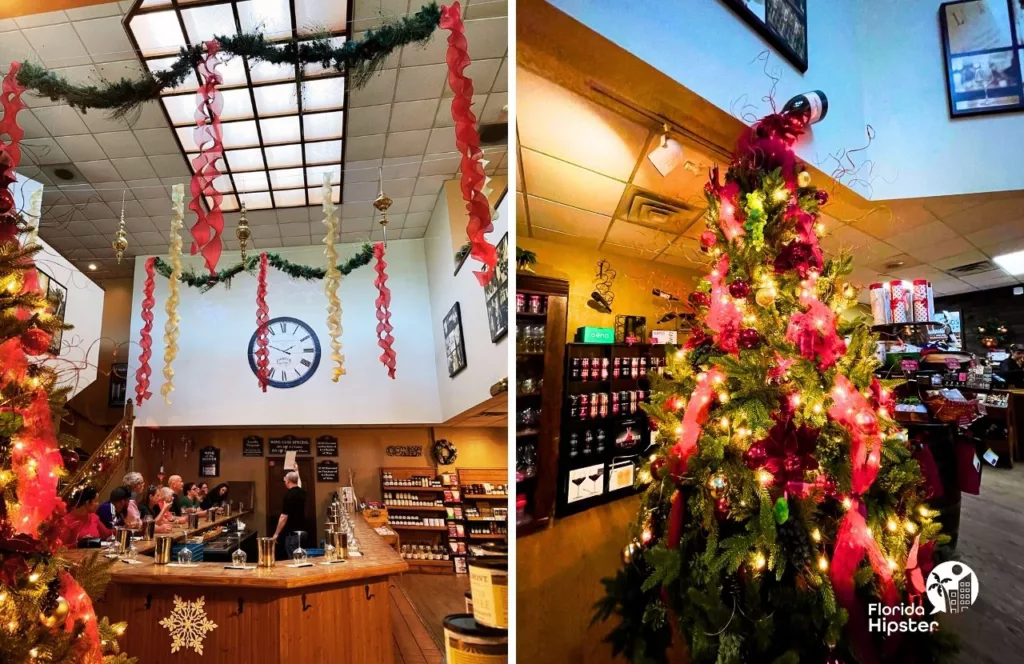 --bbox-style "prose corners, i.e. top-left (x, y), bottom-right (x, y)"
top-left (0, 64), bottom-right (133, 664)
top-left (595, 110), bottom-right (957, 663)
